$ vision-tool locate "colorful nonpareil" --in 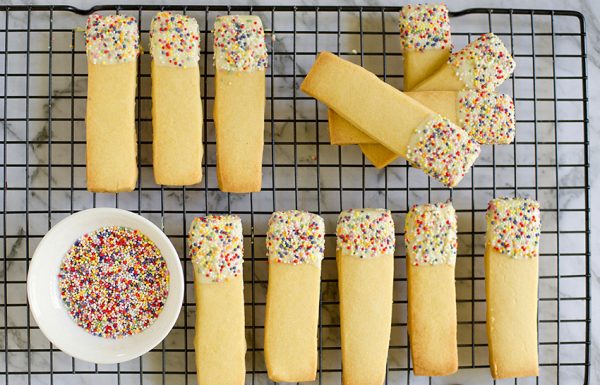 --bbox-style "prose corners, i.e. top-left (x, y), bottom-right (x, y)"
top-left (213, 15), bottom-right (268, 72)
top-left (188, 215), bottom-right (244, 282)
top-left (85, 14), bottom-right (139, 64)
top-left (336, 208), bottom-right (395, 258)
top-left (266, 210), bottom-right (325, 266)
top-left (406, 116), bottom-right (481, 187)
top-left (58, 226), bottom-right (169, 339)
top-left (150, 11), bottom-right (200, 67)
